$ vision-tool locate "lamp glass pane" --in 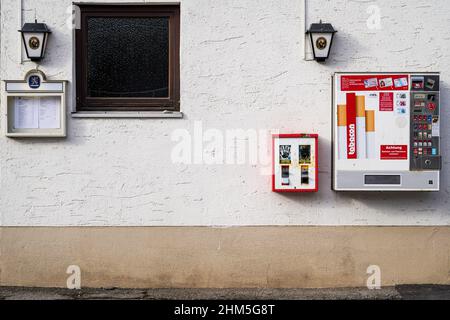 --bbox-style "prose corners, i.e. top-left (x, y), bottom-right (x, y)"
top-left (23, 33), bottom-right (45, 59)
top-left (311, 33), bottom-right (333, 59)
